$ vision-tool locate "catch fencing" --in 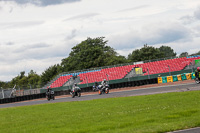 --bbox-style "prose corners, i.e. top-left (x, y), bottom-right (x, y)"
top-left (0, 88), bottom-right (40, 99)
